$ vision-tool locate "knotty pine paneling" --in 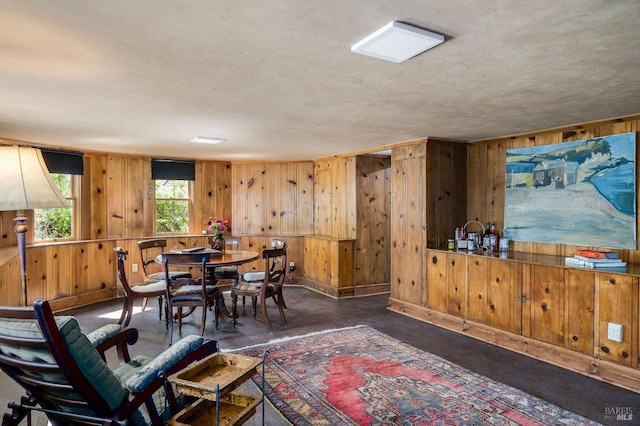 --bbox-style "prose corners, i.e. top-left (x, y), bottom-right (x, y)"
top-left (303, 236), bottom-right (354, 291)
top-left (428, 142), bottom-right (467, 249)
top-left (232, 162), bottom-right (313, 237)
top-left (106, 155), bottom-right (127, 238)
top-left (0, 247), bottom-right (21, 305)
top-left (355, 155), bottom-right (390, 287)
top-left (313, 157), bottom-right (356, 239)
top-left (564, 268), bottom-right (595, 355)
top-left (81, 154), bottom-right (108, 240)
top-left (391, 144), bottom-right (426, 306)
top-left (0, 211), bottom-right (17, 248)
top-left (195, 161), bottom-right (232, 234)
